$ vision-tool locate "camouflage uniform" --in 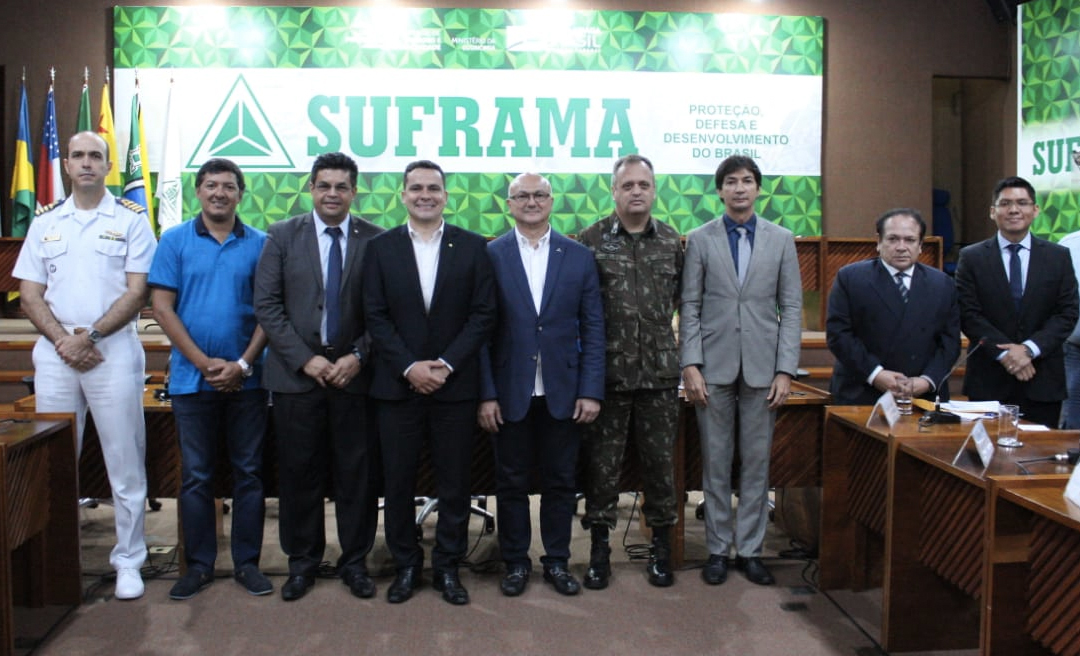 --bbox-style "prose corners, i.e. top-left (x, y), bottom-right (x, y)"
top-left (578, 213), bottom-right (683, 529)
